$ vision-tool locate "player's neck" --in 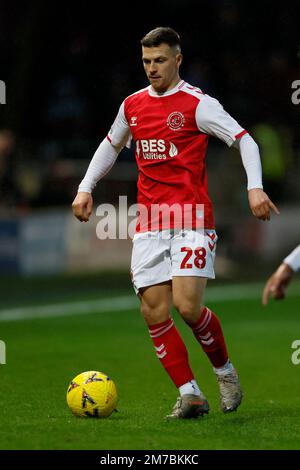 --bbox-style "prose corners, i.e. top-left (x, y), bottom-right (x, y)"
top-left (151, 77), bottom-right (183, 95)
top-left (165, 76), bottom-right (182, 92)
